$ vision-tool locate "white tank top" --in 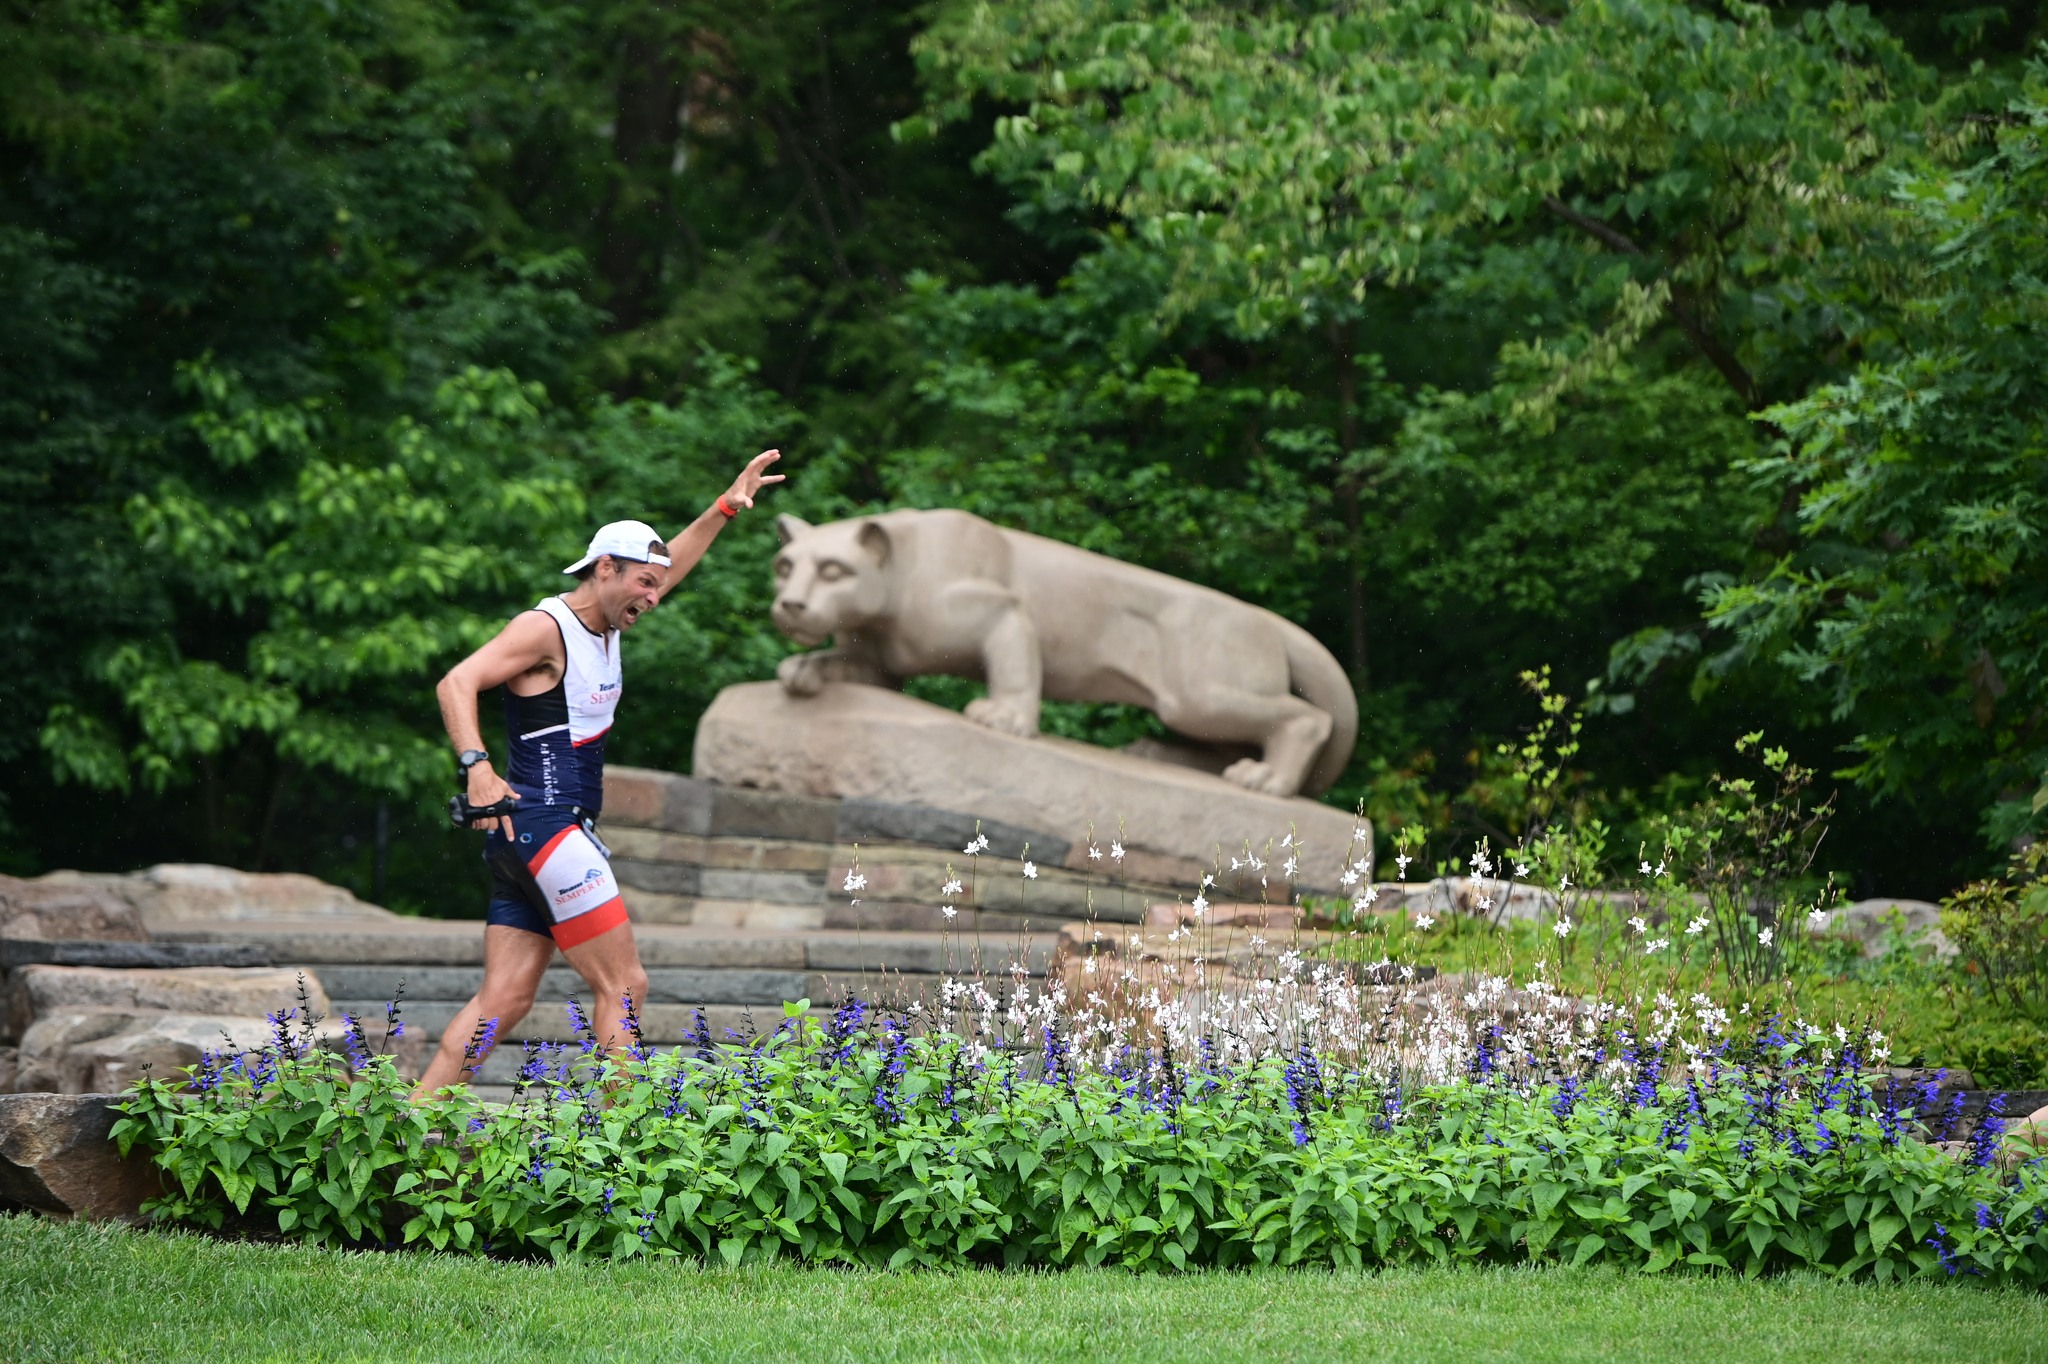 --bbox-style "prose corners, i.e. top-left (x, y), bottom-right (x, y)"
top-left (501, 596), bottom-right (623, 809)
